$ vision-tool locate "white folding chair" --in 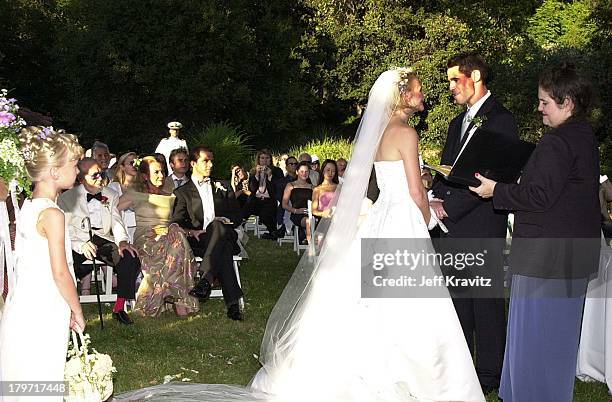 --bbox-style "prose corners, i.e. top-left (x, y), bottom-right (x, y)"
top-left (78, 260), bottom-right (117, 303)
top-left (195, 255), bottom-right (245, 310)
